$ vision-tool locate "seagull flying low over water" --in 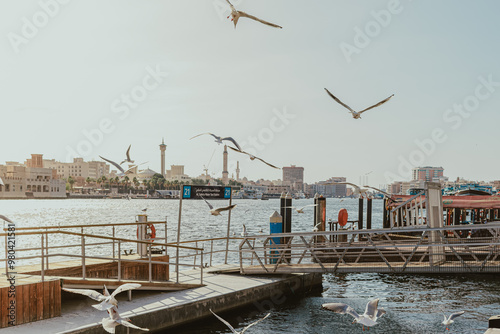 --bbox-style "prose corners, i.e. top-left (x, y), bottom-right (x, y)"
top-left (63, 283), bottom-right (141, 311)
top-left (201, 196), bottom-right (237, 216)
top-left (101, 306), bottom-right (149, 333)
top-left (0, 215), bottom-right (13, 224)
top-left (228, 146), bottom-right (280, 169)
top-left (190, 133), bottom-right (242, 151)
top-left (224, 0), bottom-right (282, 29)
top-left (442, 311), bottom-right (465, 330)
top-left (322, 299), bottom-right (386, 331)
top-left (120, 145), bottom-right (134, 165)
top-left (210, 309), bottom-right (270, 333)
top-left (324, 88), bottom-right (394, 119)
top-left (284, 204), bottom-right (317, 214)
